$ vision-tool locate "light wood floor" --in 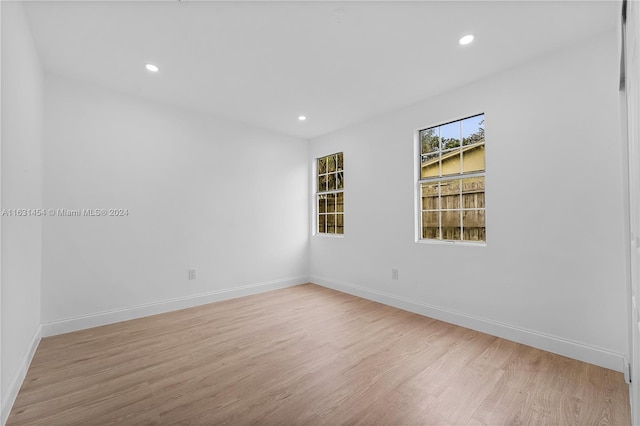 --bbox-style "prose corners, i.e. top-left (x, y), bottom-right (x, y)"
top-left (8, 284), bottom-right (631, 425)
